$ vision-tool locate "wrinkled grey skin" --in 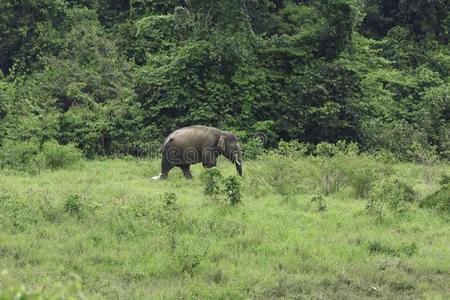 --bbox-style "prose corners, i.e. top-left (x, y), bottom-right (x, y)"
top-left (152, 125), bottom-right (242, 180)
